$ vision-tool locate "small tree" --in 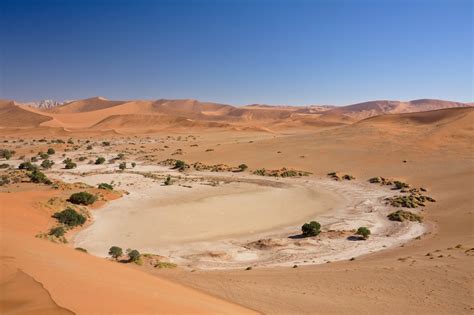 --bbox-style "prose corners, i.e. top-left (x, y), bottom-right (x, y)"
top-left (356, 227), bottom-right (371, 240)
top-left (127, 249), bottom-right (140, 263)
top-left (95, 157), bottom-right (106, 165)
top-left (47, 148), bottom-right (55, 155)
top-left (301, 221), bottom-right (321, 237)
top-left (109, 246), bottom-right (123, 260)
top-left (68, 192), bottom-right (97, 205)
